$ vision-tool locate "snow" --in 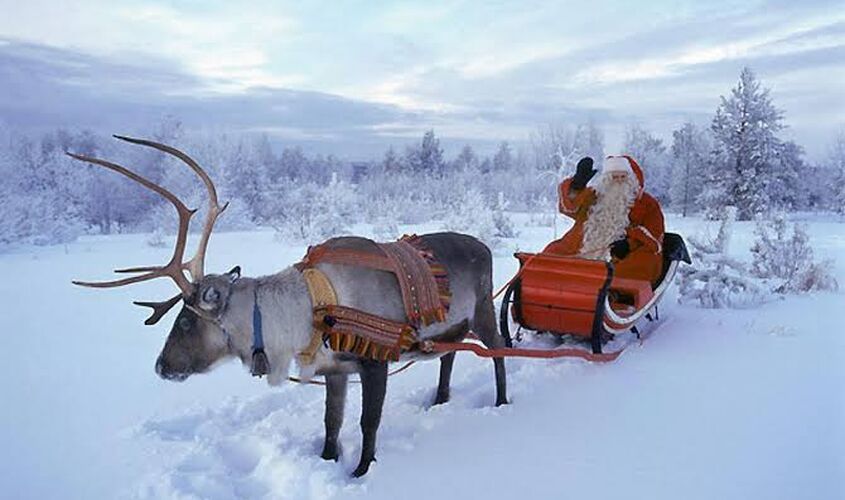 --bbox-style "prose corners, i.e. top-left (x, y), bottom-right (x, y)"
top-left (1, 214), bottom-right (843, 499)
